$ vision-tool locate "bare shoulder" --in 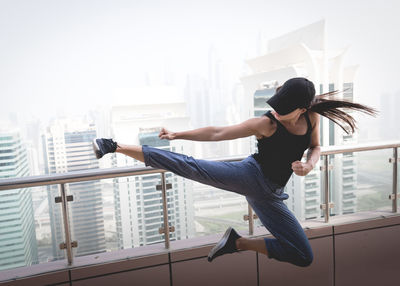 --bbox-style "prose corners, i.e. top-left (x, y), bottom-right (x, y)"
top-left (254, 115), bottom-right (275, 138)
top-left (257, 115), bottom-right (272, 127)
top-left (308, 111), bottom-right (320, 129)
